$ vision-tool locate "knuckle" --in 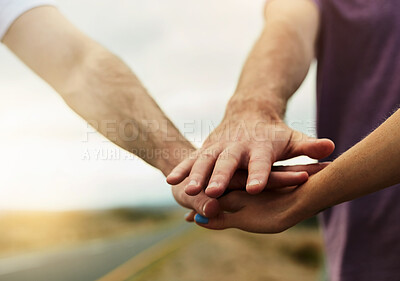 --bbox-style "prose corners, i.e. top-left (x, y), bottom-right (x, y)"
top-left (228, 155), bottom-right (241, 166)
top-left (261, 141), bottom-right (274, 150)
top-left (249, 171), bottom-right (267, 180)
top-left (173, 187), bottom-right (188, 207)
top-left (219, 150), bottom-right (240, 165)
top-left (193, 196), bottom-right (207, 211)
top-left (249, 164), bottom-right (267, 173)
top-left (217, 150), bottom-right (229, 160)
top-left (211, 171), bottom-right (229, 180)
top-left (189, 173), bottom-right (203, 181)
top-left (233, 142), bottom-right (247, 151)
top-left (200, 149), bottom-right (218, 160)
top-left (249, 154), bottom-right (268, 163)
top-left (249, 162), bottom-right (270, 172)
